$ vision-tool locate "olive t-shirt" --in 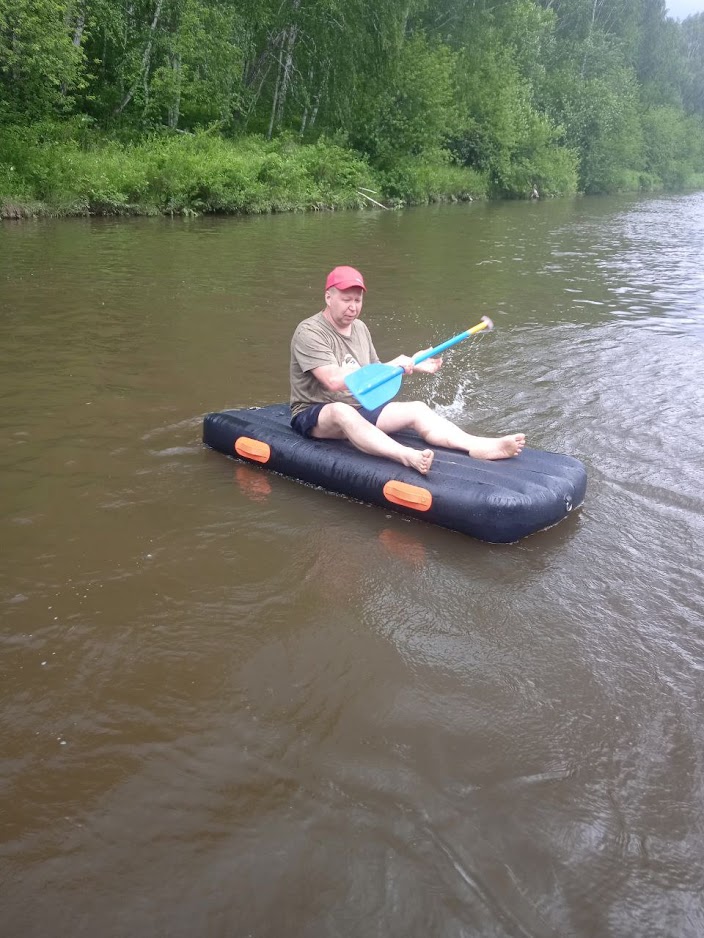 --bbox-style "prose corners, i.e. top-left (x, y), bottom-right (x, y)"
top-left (290, 312), bottom-right (380, 417)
